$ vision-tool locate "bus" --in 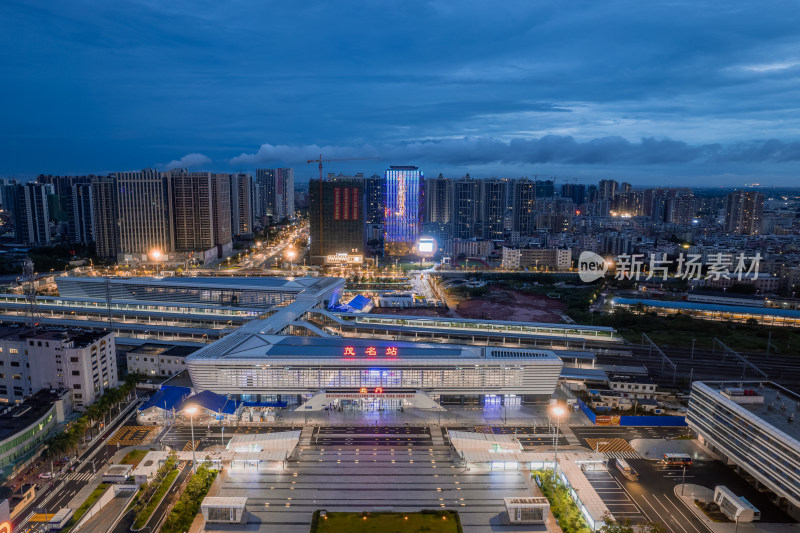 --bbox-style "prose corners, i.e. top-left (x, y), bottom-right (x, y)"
top-left (662, 453), bottom-right (693, 466)
top-left (615, 458), bottom-right (638, 481)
